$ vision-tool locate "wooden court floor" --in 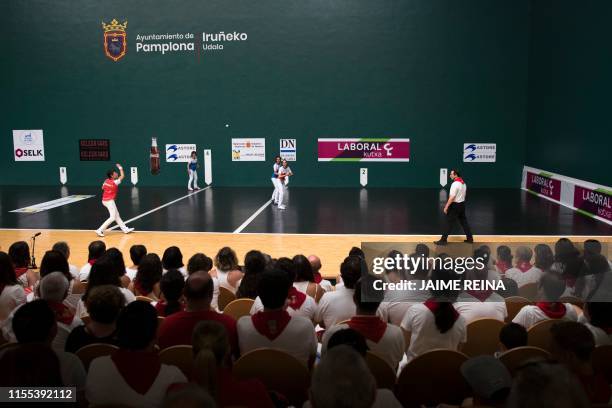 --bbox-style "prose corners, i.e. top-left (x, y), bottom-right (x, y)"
top-left (1, 229), bottom-right (609, 280)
